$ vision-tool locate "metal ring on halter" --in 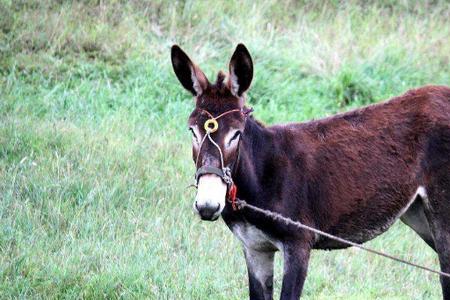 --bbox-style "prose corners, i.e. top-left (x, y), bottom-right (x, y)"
top-left (204, 119), bottom-right (218, 133)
